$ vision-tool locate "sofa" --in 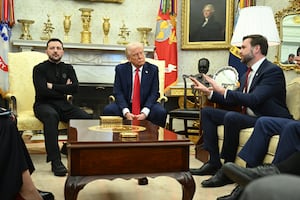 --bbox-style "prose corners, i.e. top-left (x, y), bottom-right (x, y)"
top-left (217, 77), bottom-right (300, 167)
